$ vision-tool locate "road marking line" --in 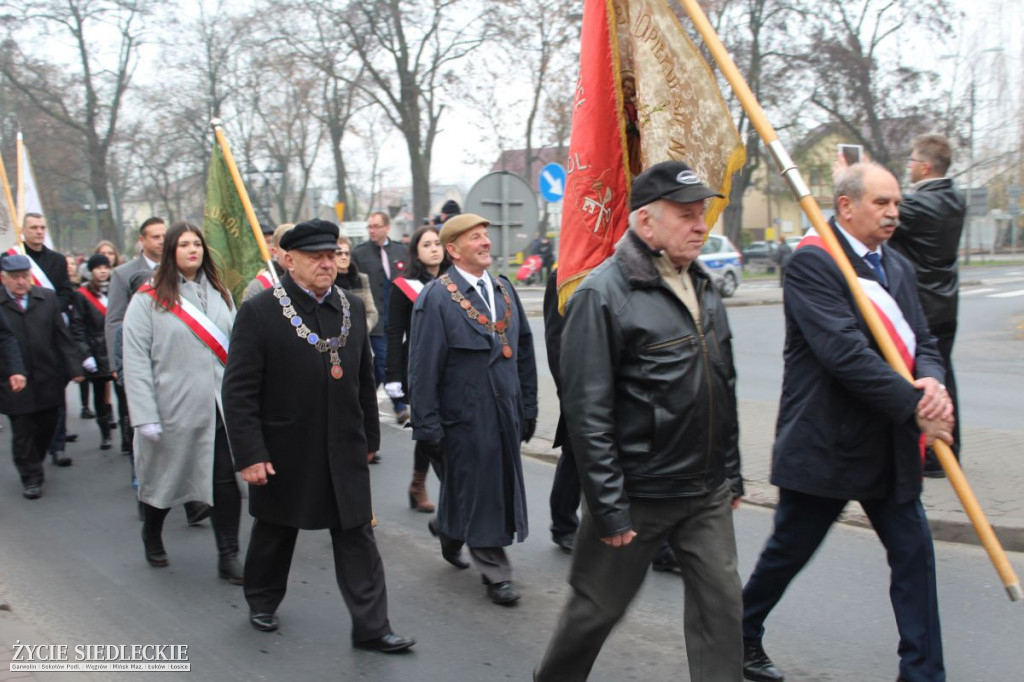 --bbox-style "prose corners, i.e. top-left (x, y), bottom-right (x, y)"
top-left (960, 288), bottom-right (996, 296)
top-left (989, 289), bottom-right (1024, 298)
